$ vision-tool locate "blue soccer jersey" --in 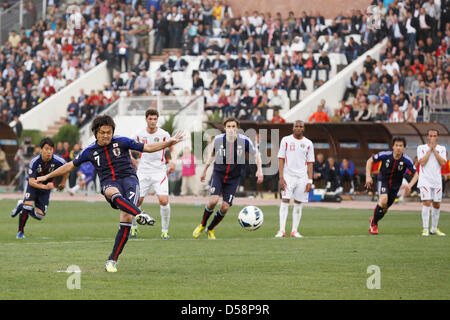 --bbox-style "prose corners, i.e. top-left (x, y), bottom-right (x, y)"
top-left (73, 136), bottom-right (144, 184)
top-left (27, 154), bottom-right (67, 183)
top-left (213, 133), bottom-right (257, 180)
top-left (372, 151), bottom-right (416, 190)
